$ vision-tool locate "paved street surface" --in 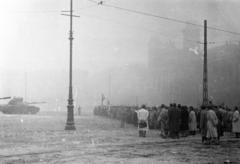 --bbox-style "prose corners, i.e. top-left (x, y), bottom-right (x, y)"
top-left (0, 112), bottom-right (239, 164)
